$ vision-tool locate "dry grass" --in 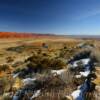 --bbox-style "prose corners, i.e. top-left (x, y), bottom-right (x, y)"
top-left (0, 37), bottom-right (100, 99)
top-left (92, 67), bottom-right (100, 85)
